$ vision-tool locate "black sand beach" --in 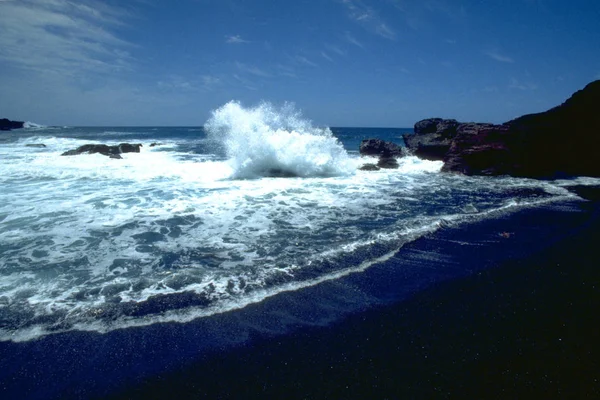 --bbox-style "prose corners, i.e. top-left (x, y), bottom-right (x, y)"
top-left (2, 187), bottom-right (599, 400)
